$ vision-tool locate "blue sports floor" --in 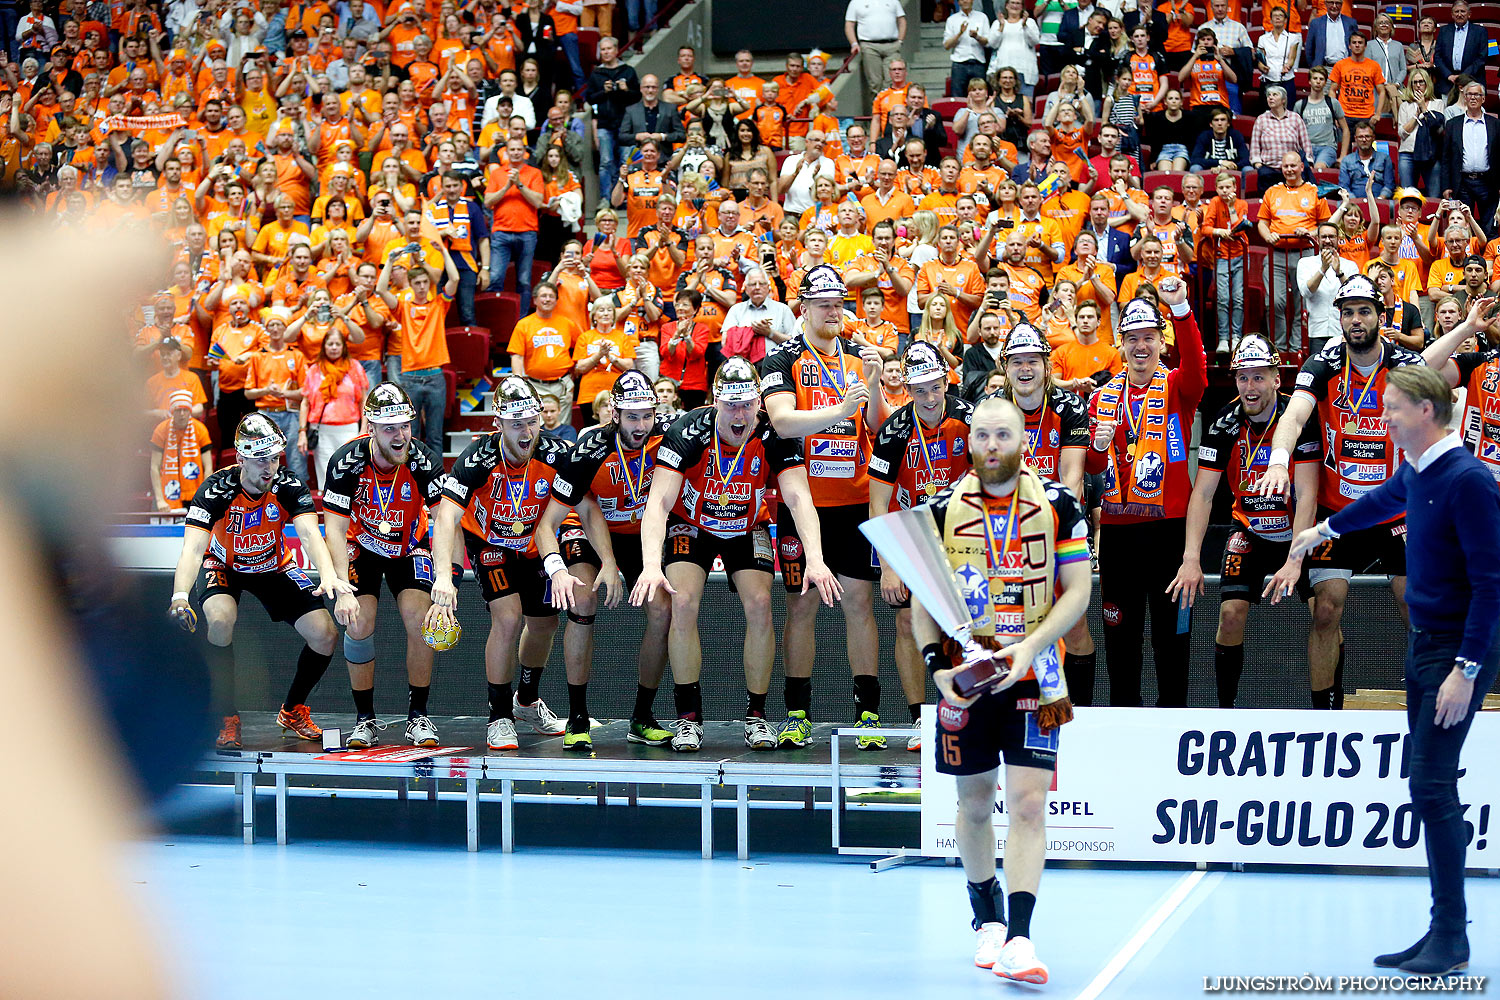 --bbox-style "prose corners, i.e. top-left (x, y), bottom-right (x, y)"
top-left (135, 795), bottom-right (1500, 999)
